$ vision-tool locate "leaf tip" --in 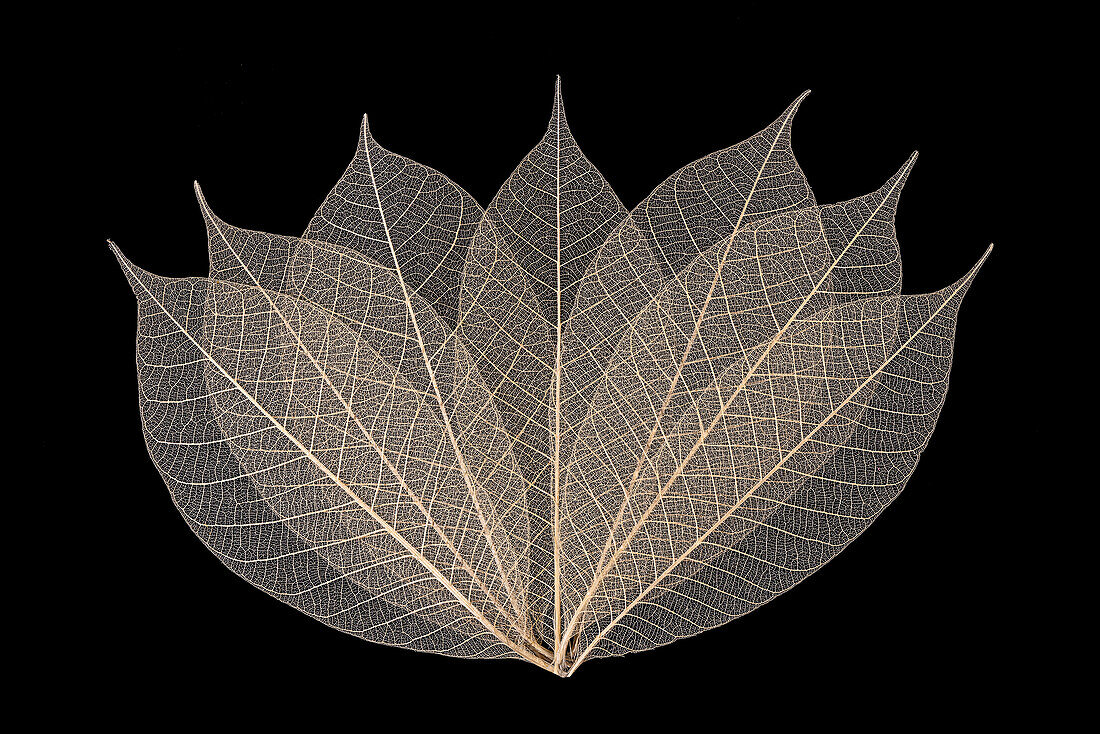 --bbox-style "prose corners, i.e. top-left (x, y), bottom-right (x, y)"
top-left (108, 240), bottom-right (144, 293)
top-left (857, 151), bottom-right (920, 209)
top-left (193, 179), bottom-right (209, 208)
top-left (776, 90), bottom-right (812, 131)
top-left (945, 244), bottom-right (994, 300)
top-left (969, 244), bottom-right (994, 281)
top-left (107, 238), bottom-right (126, 265)
top-left (360, 114), bottom-right (373, 147)
top-left (193, 181), bottom-right (225, 230)
top-left (550, 75), bottom-right (566, 129)
top-left (888, 151), bottom-right (920, 191)
top-left (967, 242), bottom-right (994, 282)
